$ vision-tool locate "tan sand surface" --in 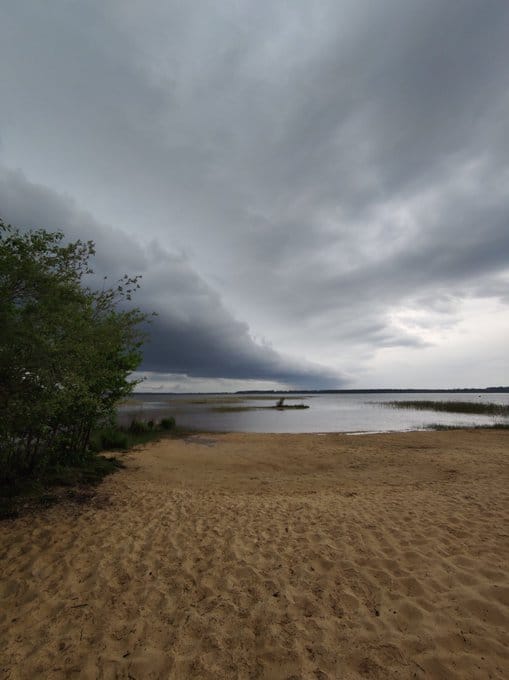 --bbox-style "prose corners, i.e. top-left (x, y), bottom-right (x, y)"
top-left (1, 430), bottom-right (508, 679)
